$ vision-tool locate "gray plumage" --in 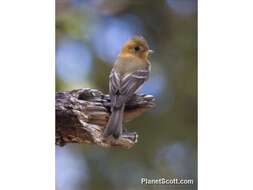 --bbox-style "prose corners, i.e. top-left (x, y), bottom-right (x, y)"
top-left (103, 58), bottom-right (150, 139)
